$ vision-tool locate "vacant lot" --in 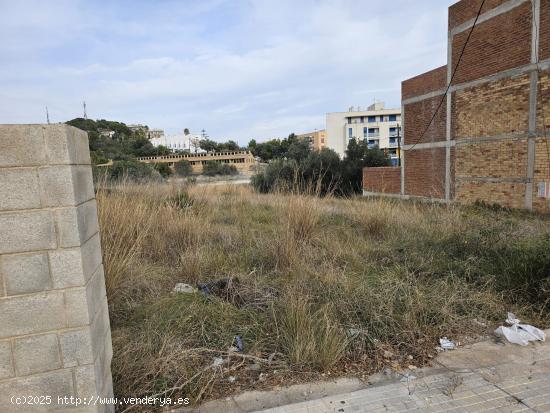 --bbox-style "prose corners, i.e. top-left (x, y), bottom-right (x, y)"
top-left (97, 183), bottom-right (550, 411)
